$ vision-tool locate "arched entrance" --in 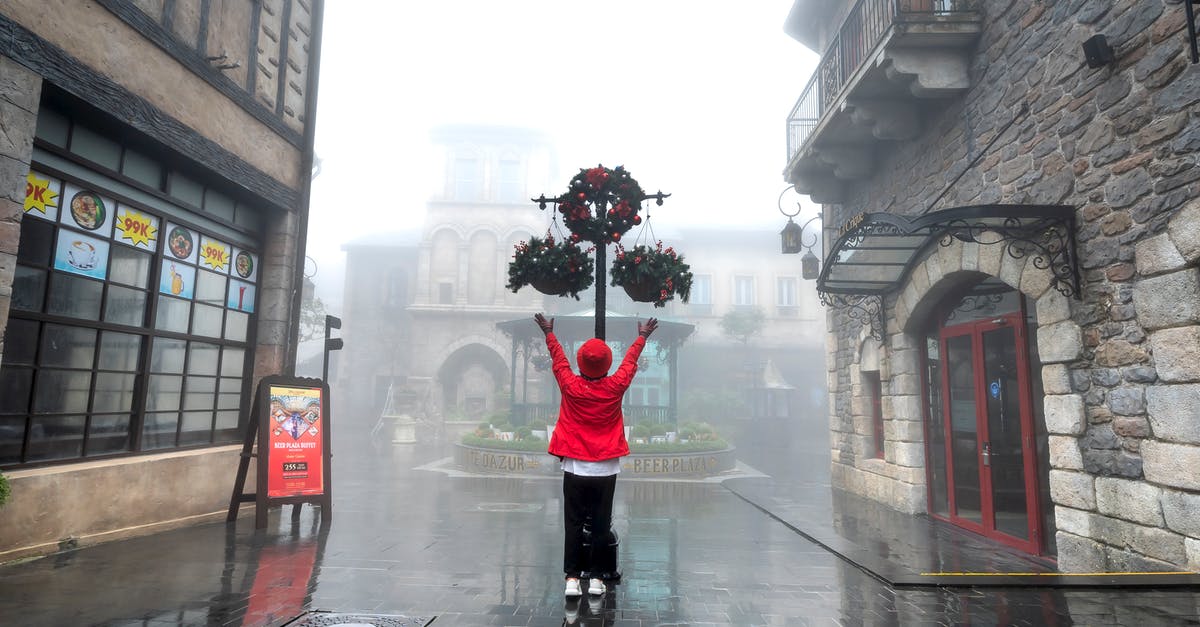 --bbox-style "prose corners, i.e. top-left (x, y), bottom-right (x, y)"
top-left (921, 276), bottom-right (1053, 556)
top-left (437, 344), bottom-right (509, 421)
